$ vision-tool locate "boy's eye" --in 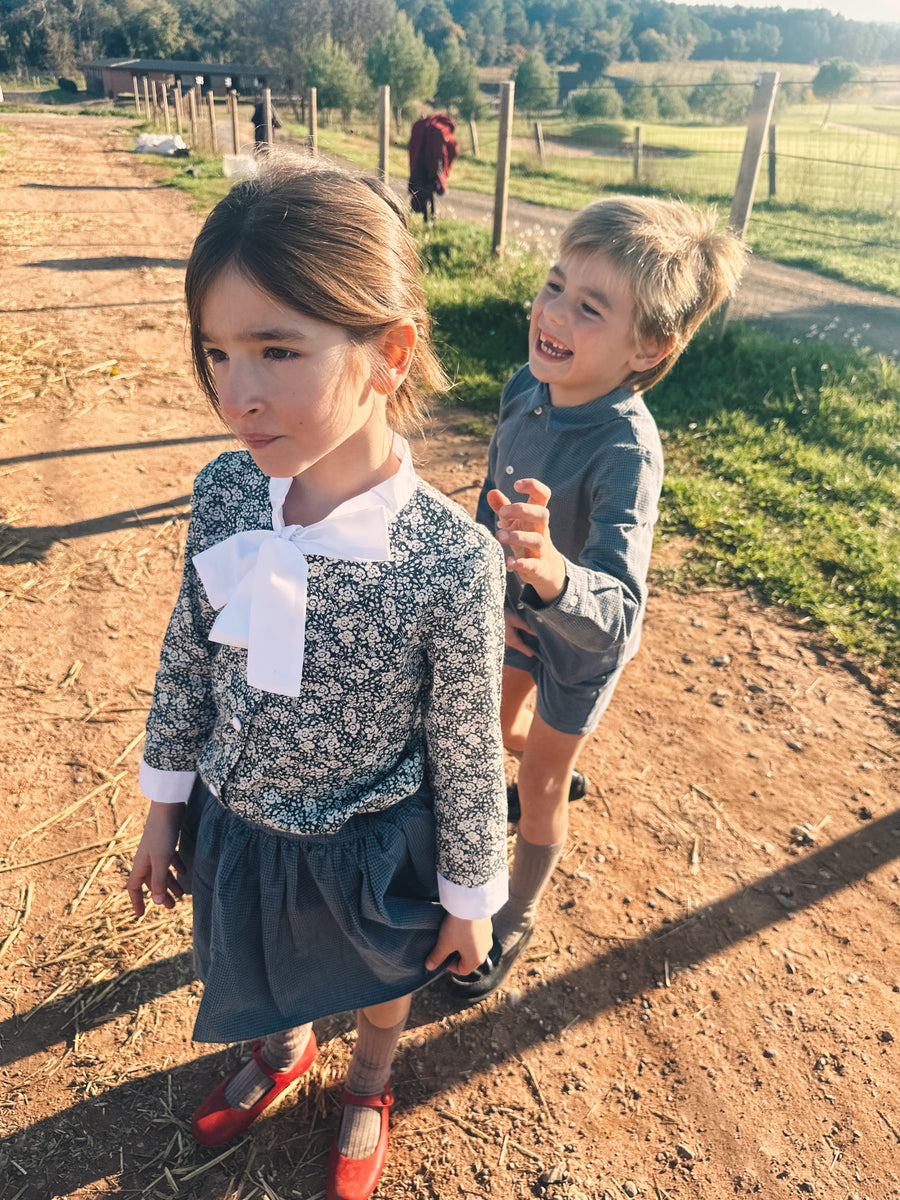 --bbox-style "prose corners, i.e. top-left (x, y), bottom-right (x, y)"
top-left (581, 303), bottom-right (600, 317)
top-left (545, 280), bottom-right (562, 294)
